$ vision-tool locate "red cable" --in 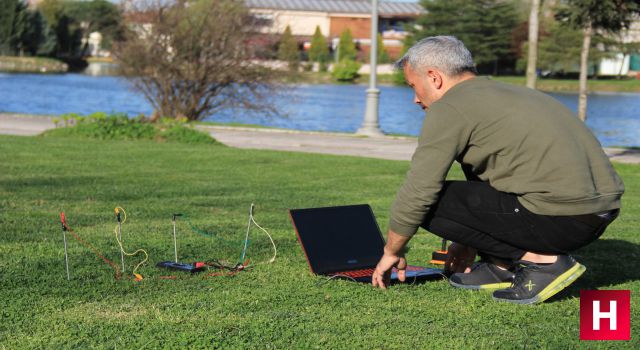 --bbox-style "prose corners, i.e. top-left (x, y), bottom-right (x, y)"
top-left (60, 212), bottom-right (122, 280)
